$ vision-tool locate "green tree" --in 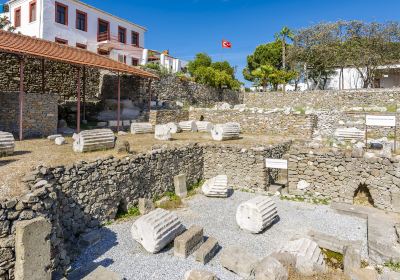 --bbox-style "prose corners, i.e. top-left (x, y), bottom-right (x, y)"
top-left (187, 53), bottom-right (212, 76)
top-left (0, 15), bottom-right (15, 32)
top-left (251, 64), bottom-right (297, 90)
top-left (275, 26), bottom-right (294, 70)
top-left (243, 41), bottom-right (282, 83)
top-left (211, 61), bottom-right (235, 78)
